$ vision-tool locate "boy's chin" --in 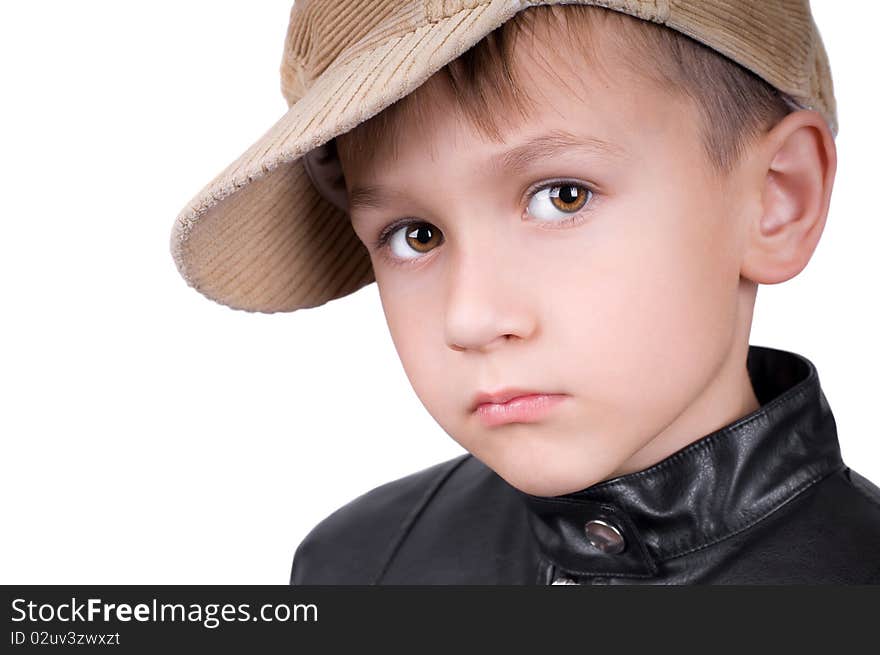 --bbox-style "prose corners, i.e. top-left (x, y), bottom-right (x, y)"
top-left (490, 458), bottom-right (622, 498)
top-left (457, 424), bottom-right (637, 497)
